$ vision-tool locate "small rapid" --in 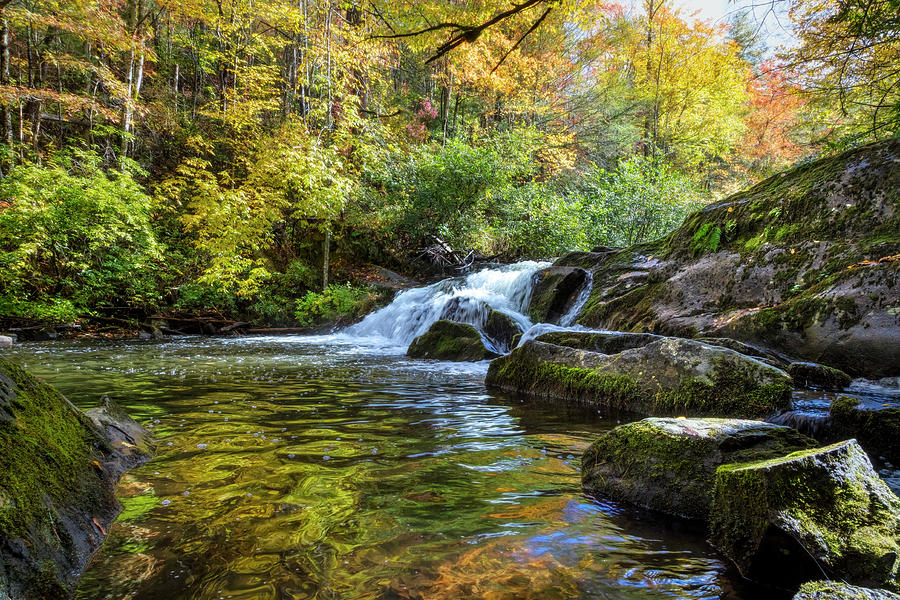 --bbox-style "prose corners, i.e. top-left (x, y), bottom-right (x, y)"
top-left (342, 261), bottom-right (550, 349)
